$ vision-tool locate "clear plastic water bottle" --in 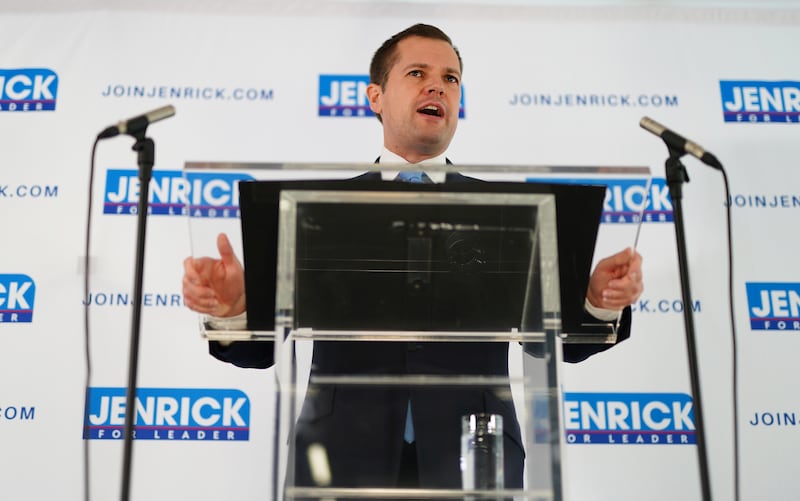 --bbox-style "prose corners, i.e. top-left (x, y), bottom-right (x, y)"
top-left (460, 413), bottom-right (504, 492)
